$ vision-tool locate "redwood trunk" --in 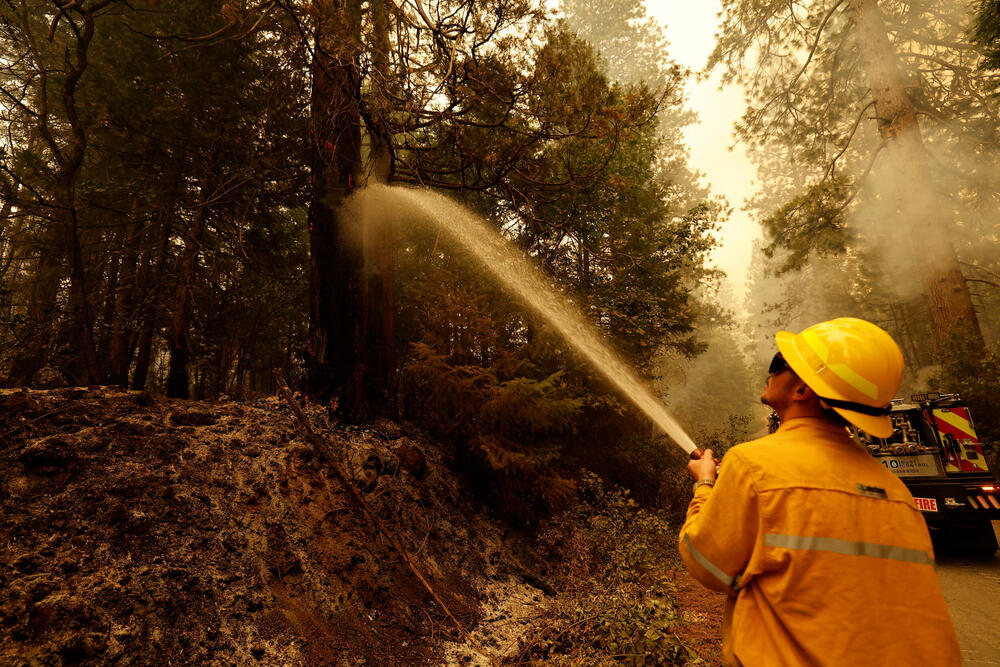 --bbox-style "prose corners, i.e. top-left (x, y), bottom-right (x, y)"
top-left (306, 0), bottom-right (366, 415)
top-left (360, 0), bottom-right (397, 415)
top-left (849, 0), bottom-right (983, 350)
